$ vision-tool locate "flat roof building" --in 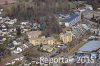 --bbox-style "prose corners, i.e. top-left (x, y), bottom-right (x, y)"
top-left (76, 40), bottom-right (100, 58)
top-left (78, 40), bottom-right (100, 52)
top-left (59, 13), bottom-right (81, 26)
